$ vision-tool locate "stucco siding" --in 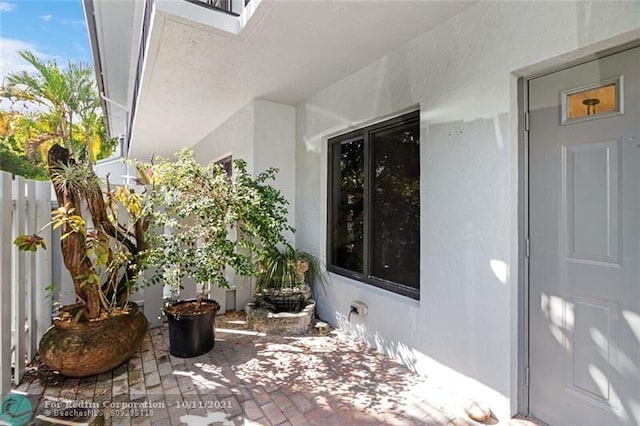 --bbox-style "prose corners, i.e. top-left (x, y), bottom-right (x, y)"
top-left (253, 100), bottom-right (296, 245)
top-left (192, 101), bottom-right (255, 170)
top-left (192, 99), bottom-right (297, 308)
top-left (295, 1), bottom-right (640, 420)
